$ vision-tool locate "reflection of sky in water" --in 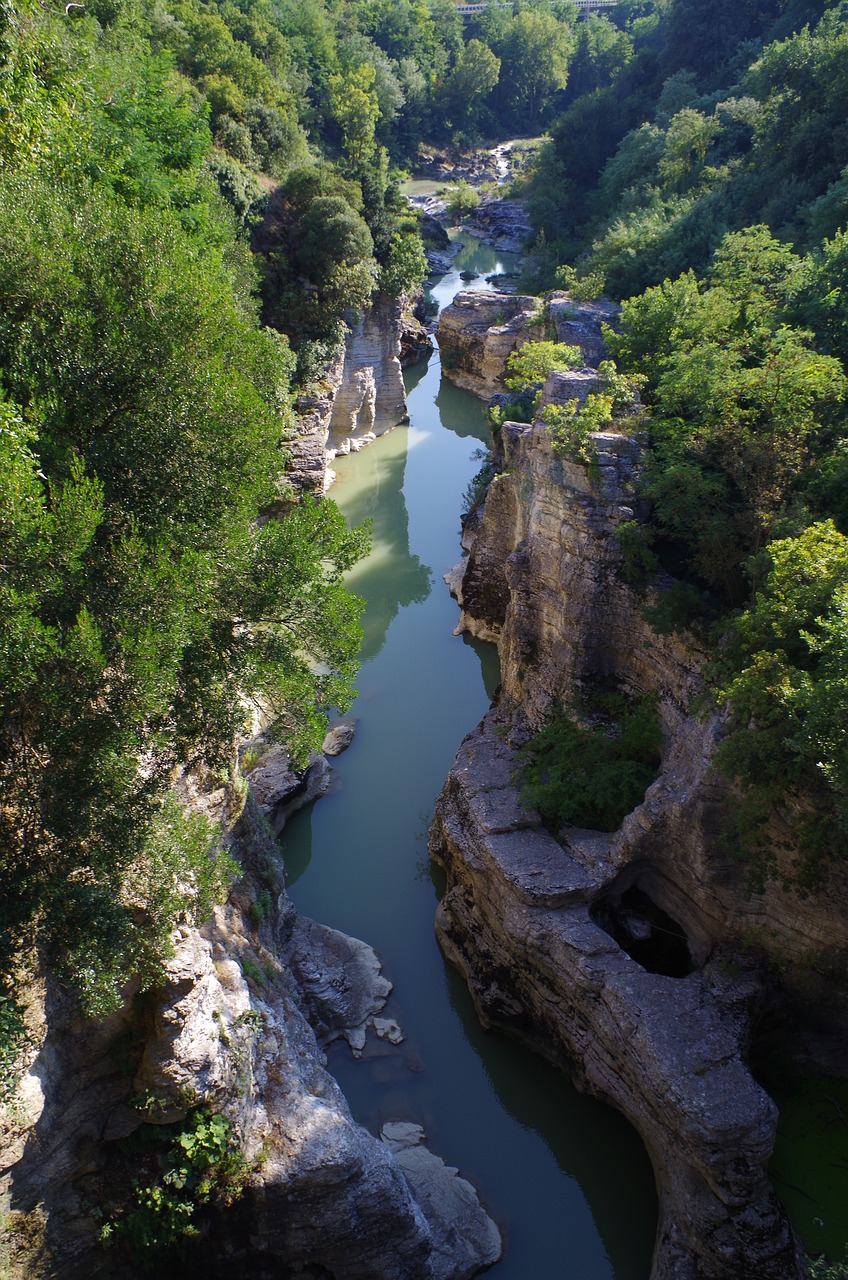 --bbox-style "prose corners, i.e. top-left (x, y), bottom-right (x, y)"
top-left (283, 234), bottom-right (658, 1280)
top-left (332, 426), bottom-right (432, 665)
